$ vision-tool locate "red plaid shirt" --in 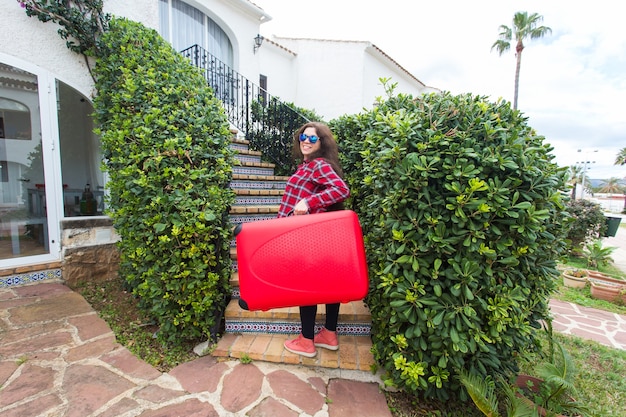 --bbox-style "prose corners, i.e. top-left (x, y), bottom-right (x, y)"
top-left (278, 158), bottom-right (349, 218)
